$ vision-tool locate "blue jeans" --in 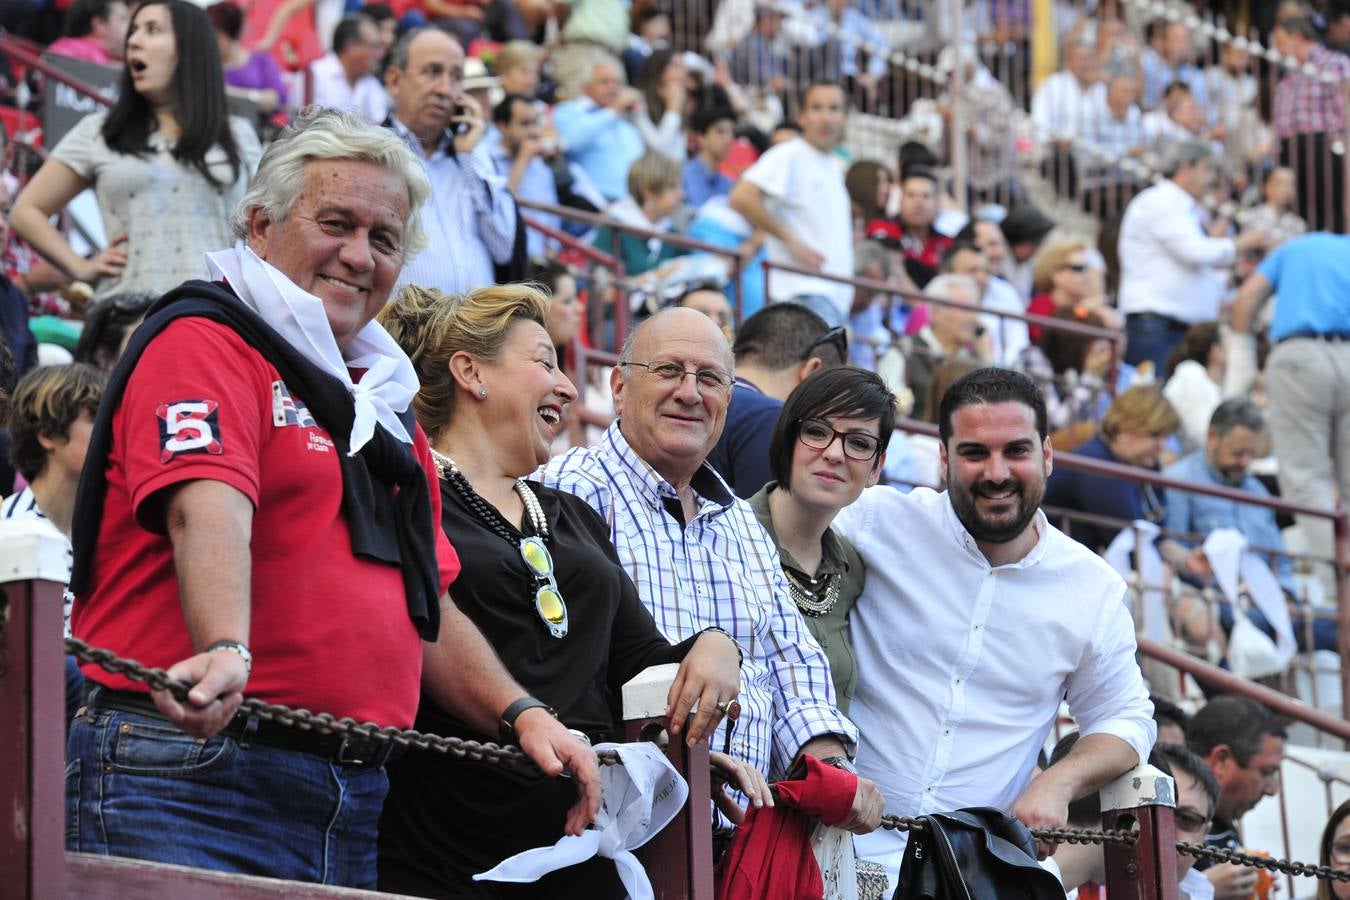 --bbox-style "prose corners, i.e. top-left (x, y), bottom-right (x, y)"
top-left (67, 692), bottom-right (390, 888)
top-left (65, 656), bottom-right (85, 727)
top-left (1124, 313), bottom-right (1190, 374)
